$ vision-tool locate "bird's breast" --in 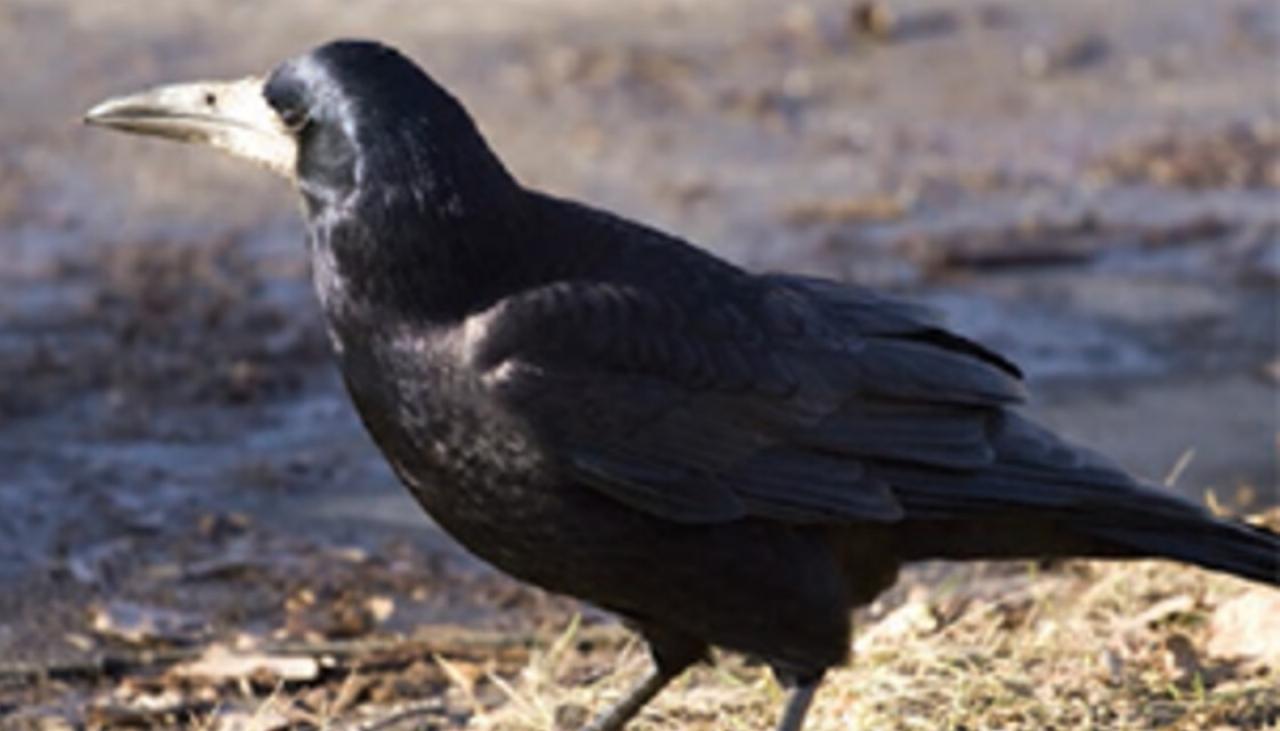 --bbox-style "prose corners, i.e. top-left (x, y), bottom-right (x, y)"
top-left (334, 326), bottom-right (555, 530)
